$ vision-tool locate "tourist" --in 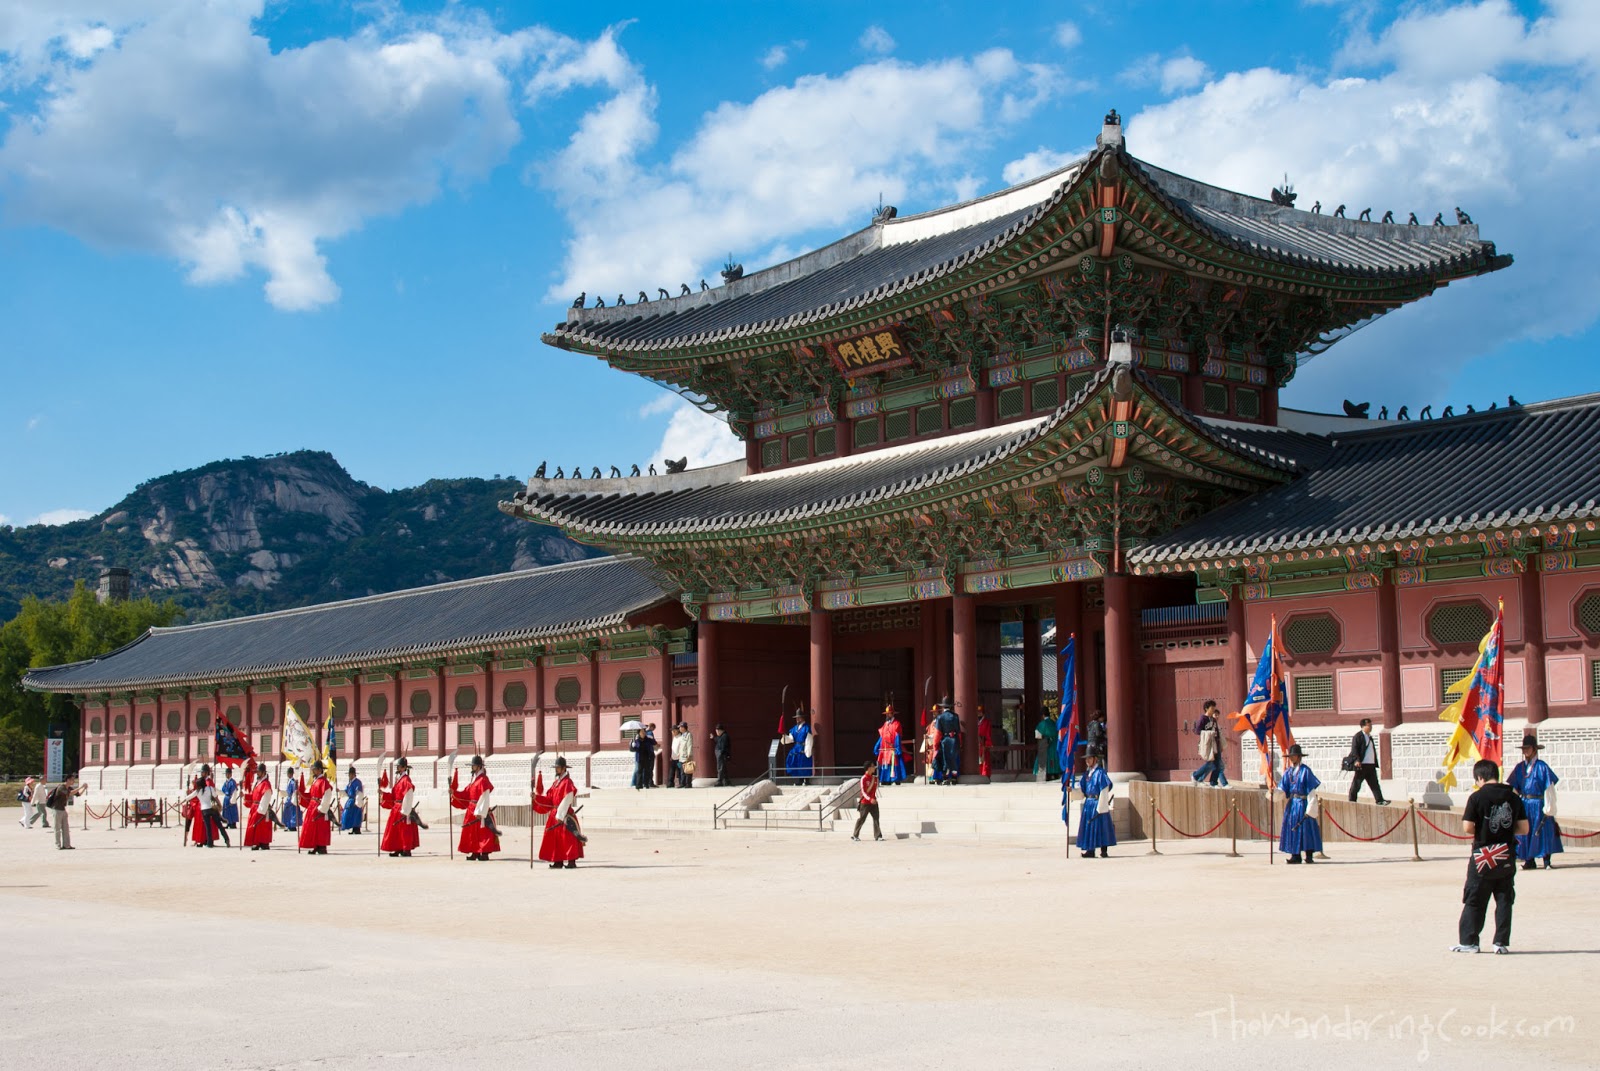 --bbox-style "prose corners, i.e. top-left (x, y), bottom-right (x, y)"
top-left (1279, 744), bottom-right (1323, 864)
top-left (220, 767), bottom-right (240, 828)
top-left (672, 722), bottom-right (693, 788)
top-left (17, 774), bottom-right (36, 828)
top-left (533, 755), bottom-right (585, 869)
top-left (1033, 705), bottom-right (1061, 781)
top-left (189, 764), bottom-right (227, 847)
top-left (341, 764), bottom-right (364, 834)
top-left (874, 705), bottom-right (907, 785)
top-left (1345, 717), bottom-right (1388, 805)
top-left (976, 706), bottom-right (993, 778)
top-left (23, 776), bottom-right (50, 829)
top-left (381, 757), bottom-right (421, 858)
top-left (280, 770), bottom-right (302, 831)
top-left (1076, 751), bottom-right (1116, 858)
top-left (934, 699), bottom-right (961, 785)
top-left (851, 761), bottom-right (882, 842)
top-left (630, 724), bottom-right (656, 790)
top-left (48, 774), bottom-right (85, 850)
top-left (450, 755), bottom-right (499, 861)
top-left (1190, 700), bottom-right (1229, 788)
top-left (243, 766), bottom-right (275, 851)
top-left (1507, 734), bottom-right (1563, 870)
top-left (712, 724), bottom-right (732, 786)
top-left (298, 763), bottom-right (334, 855)
top-left (1085, 711), bottom-right (1107, 760)
top-left (783, 709), bottom-right (815, 785)
top-left (1454, 758), bottom-right (1528, 954)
